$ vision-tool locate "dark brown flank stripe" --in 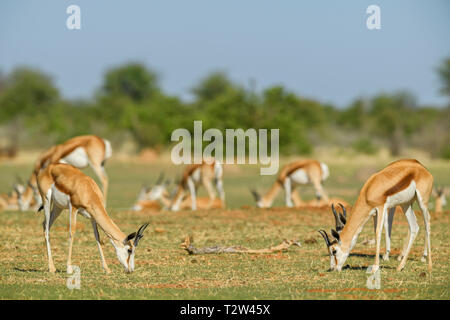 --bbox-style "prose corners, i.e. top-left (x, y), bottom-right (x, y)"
top-left (277, 160), bottom-right (321, 184)
top-left (383, 173), bottom-right (415, 197)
